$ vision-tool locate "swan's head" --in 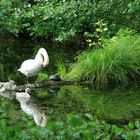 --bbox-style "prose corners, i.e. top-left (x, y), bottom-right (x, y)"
top-left (42, 62), bottom-right (47, 68)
